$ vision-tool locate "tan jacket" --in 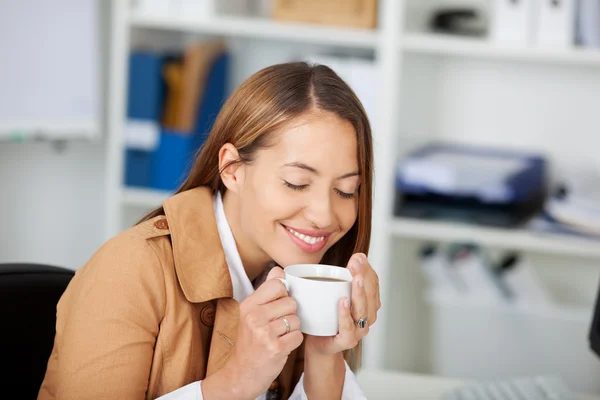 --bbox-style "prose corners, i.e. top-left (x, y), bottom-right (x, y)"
top-left (39, 187), bottom-right (303, 399)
